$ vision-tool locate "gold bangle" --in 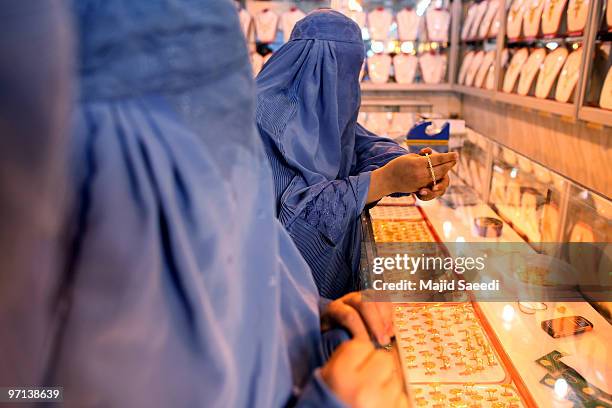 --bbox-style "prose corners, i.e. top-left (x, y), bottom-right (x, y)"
top-left (425, 153), bottom-right (437, 187)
